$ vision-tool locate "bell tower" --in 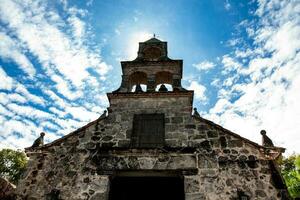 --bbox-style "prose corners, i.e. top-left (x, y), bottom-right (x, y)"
top-left (106, 37), bottom-right (194, 148)
top-left (106, 37), bottom-right (194, 142)
top-left (113, 37), bottom-right (186, 93)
